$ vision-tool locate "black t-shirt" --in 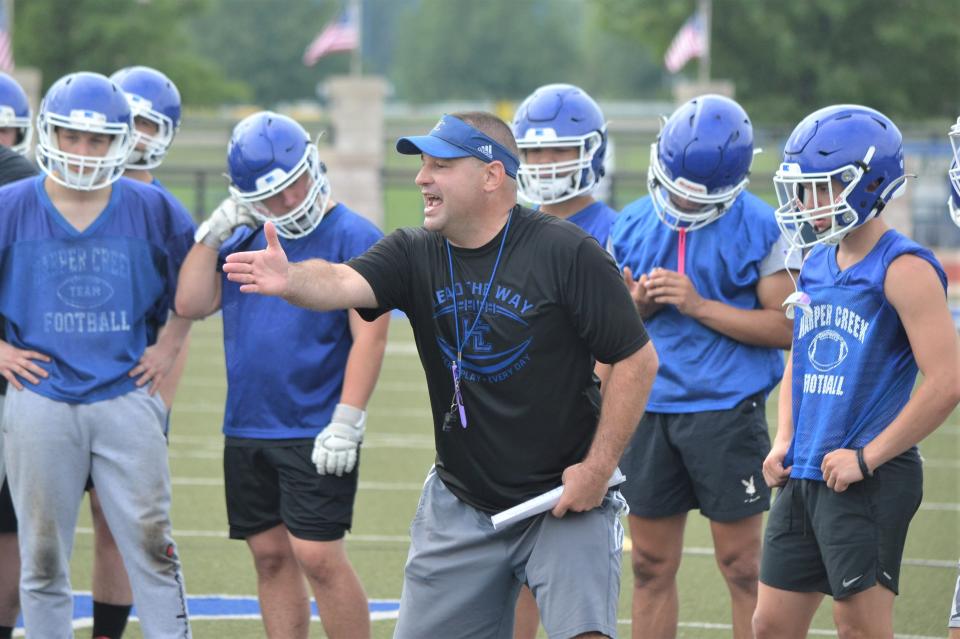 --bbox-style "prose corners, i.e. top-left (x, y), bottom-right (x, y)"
top-left (0, 145), bottom-right (37, 185)
top-left (349, 206), bottom-right (649, 512)
top-left (0, 146), bottom-right (39, 396)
